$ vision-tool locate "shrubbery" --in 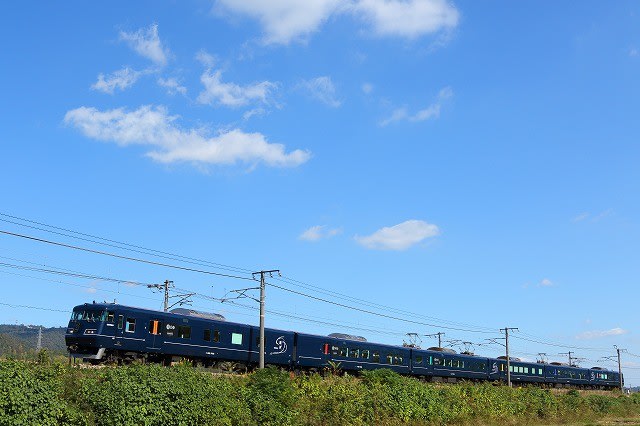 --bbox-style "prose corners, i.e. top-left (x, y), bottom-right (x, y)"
top-left (0, 360), bottom-right (637, 425)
